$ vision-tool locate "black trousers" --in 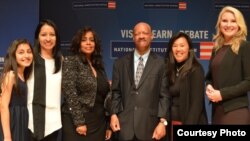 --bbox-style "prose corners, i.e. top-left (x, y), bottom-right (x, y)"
top-left (28, 129), bottom-right (59, 141)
